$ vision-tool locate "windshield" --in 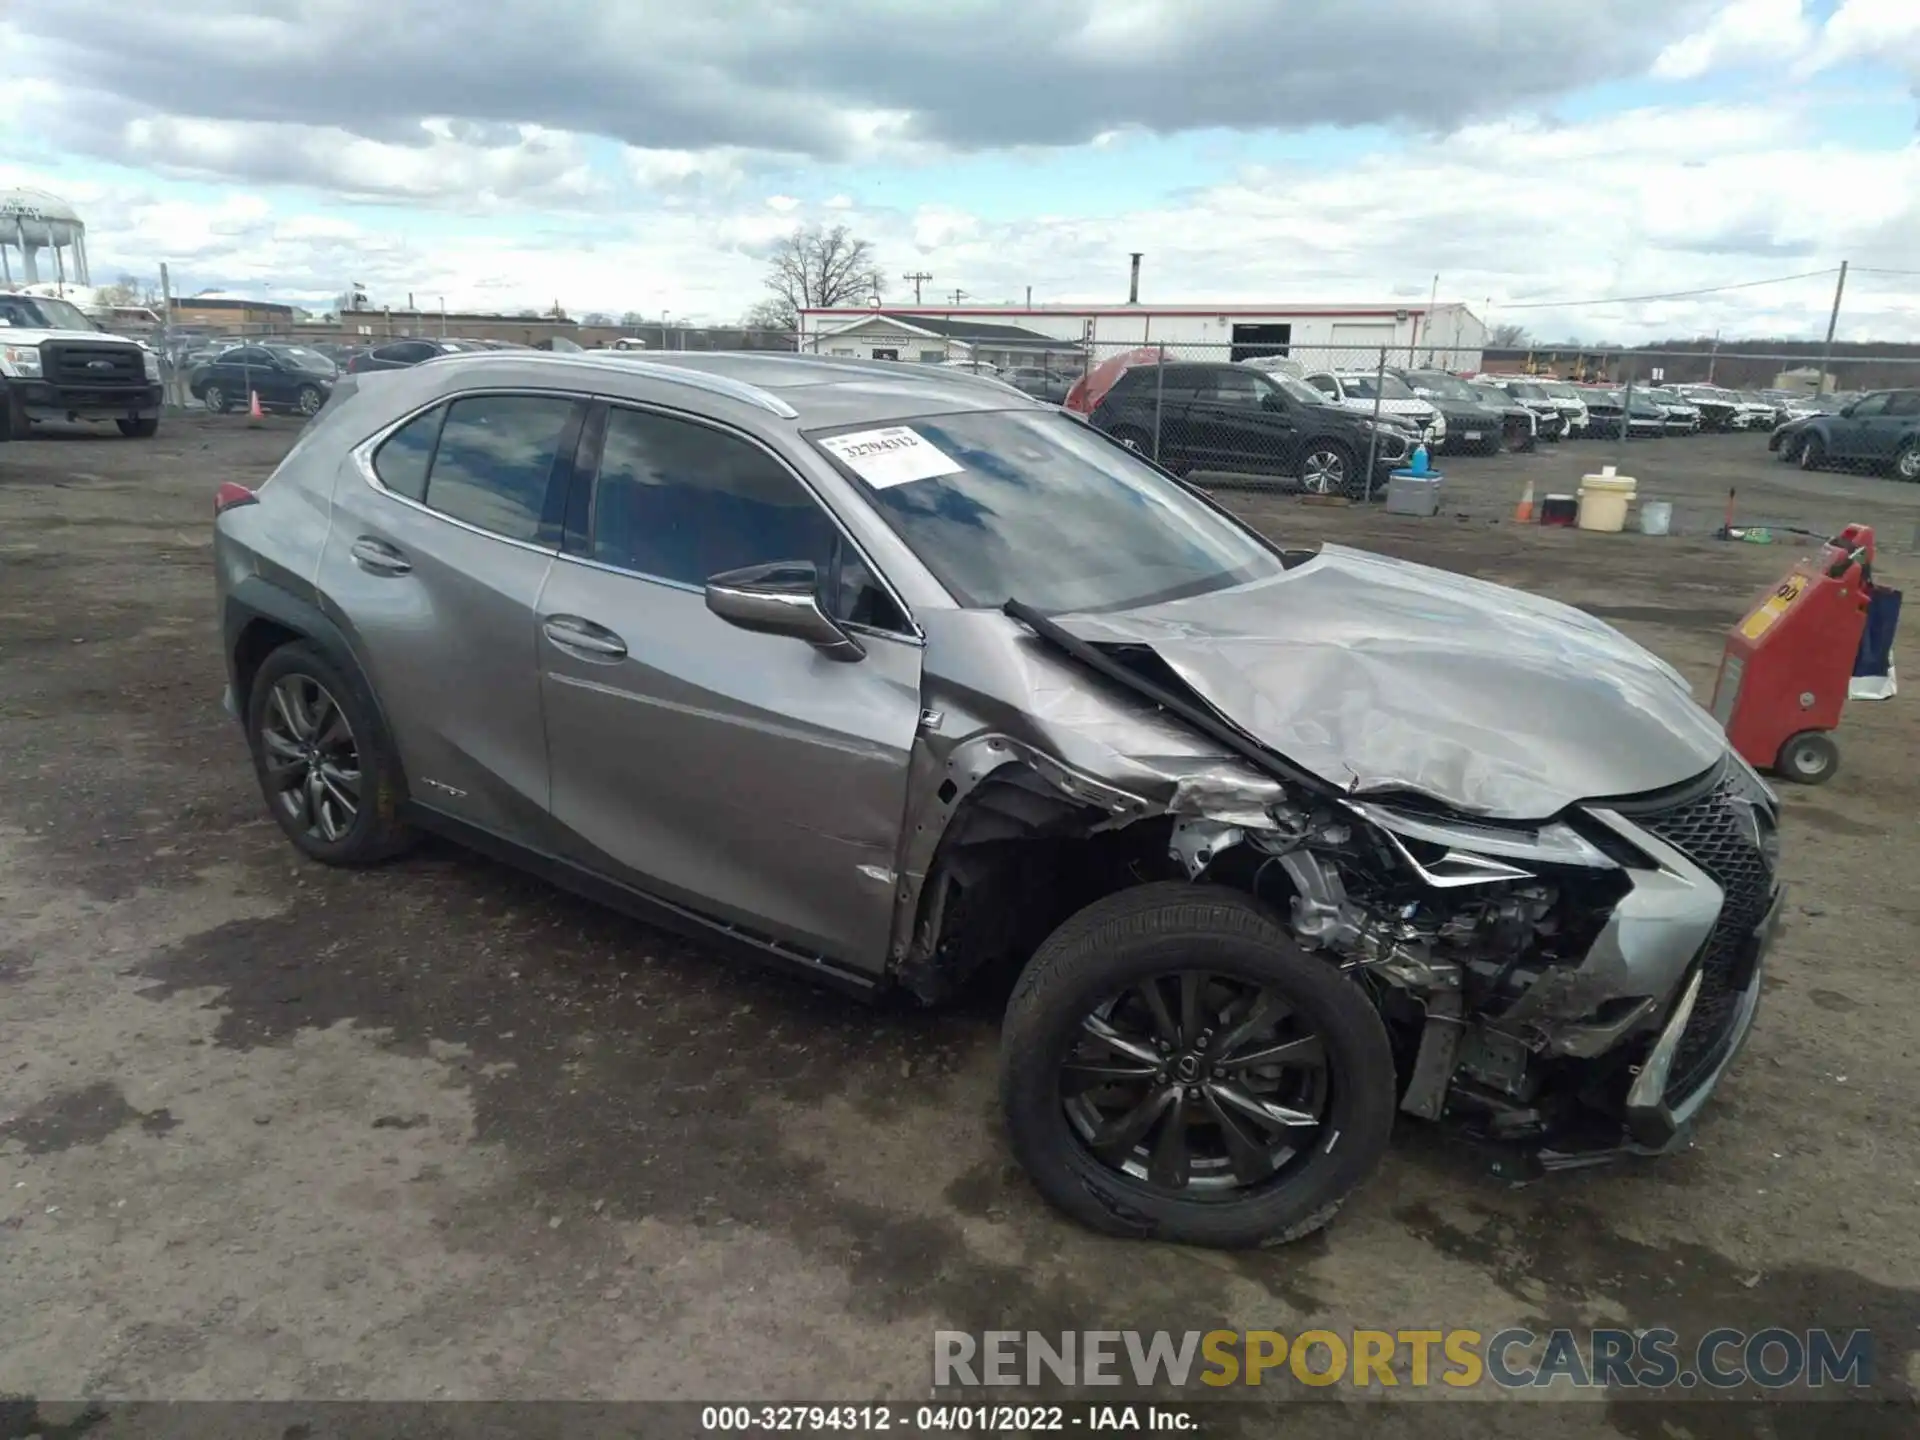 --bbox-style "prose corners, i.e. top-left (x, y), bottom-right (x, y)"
top-left (1270, 372), bottom-right (1328, 405)
top-left (811, 409), bottom-right (1285, 614)
top-left (1507, 381), bottom-right (1546, 400)
top-left (1539, 383), bottom-right (1580, 400)
top-left (1404, 371), bottom-right (1479, 401)
top-left (0, 294), bottom-right (101, 332)
top-left (1339, 374), bottom-right (1414, 400)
